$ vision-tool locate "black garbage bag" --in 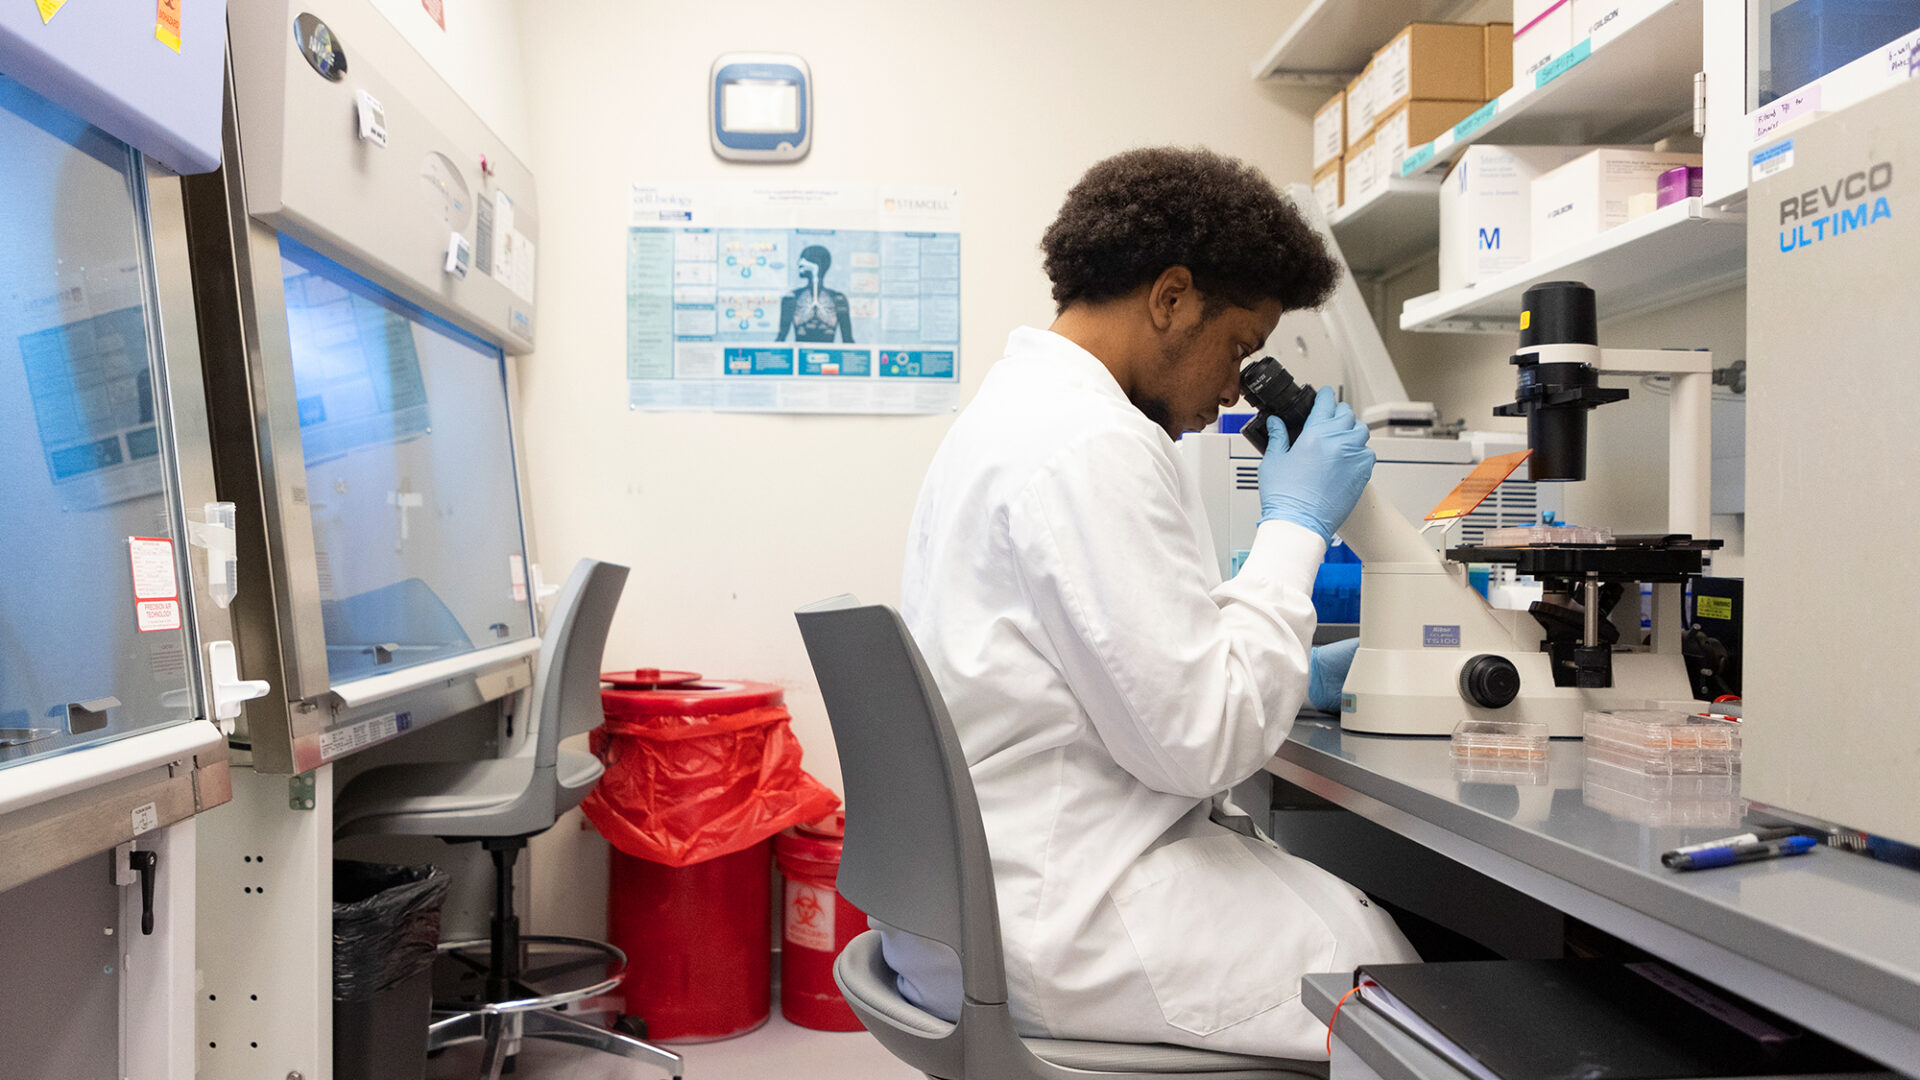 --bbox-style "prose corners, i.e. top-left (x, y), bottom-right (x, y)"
top-left (332, 860), bottom-right (451, 1002)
